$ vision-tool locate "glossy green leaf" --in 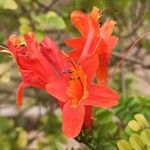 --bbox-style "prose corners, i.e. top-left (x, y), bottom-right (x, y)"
top-left (129, 134), bottom-right (145, 150)
top-left (134, 114), bottom-right (149, 128)
top-left (96, 109), bottom-right (113, 124)
top-left (16, 128), bottom-right (28, 148)
top-left (128, 120), bottom-right (141, 131)
top-left (3, 0), bottom-right (17, 10)
top-left (141, 129), bottom-right (150, 145)
top-left (117, 139), bottom-right (132, 150)
top-left (33, 11), bottom-right (66, 30)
